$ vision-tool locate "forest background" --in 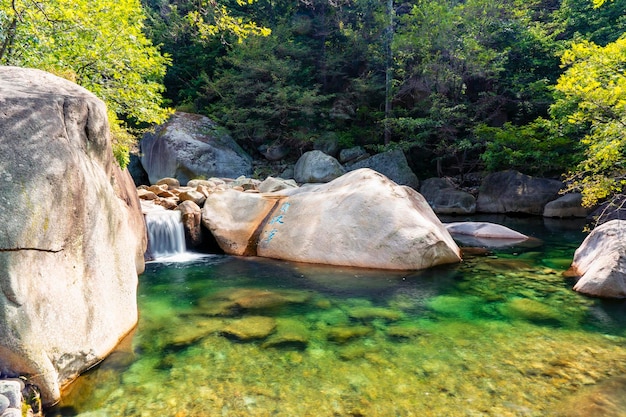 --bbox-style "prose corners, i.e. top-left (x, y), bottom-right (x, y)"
top-left (1, 0), bottom-right (625, 207)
